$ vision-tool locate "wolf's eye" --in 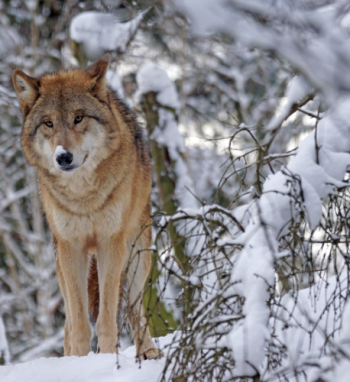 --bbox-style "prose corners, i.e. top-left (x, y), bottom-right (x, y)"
top-left (74, 115), bottom-right (83, 124)
top-left (45, 121), bottom-right (53, 128)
